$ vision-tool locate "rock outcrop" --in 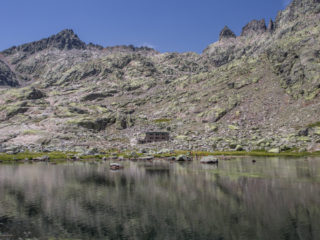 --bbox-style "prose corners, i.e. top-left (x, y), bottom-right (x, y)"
top-left (2, 29), bottom-right (87, 56)
top-left (241, 19), bottom-right (267, 36)
top-left (267, 19), bottom-right (275, 32)
top-left (0, 60), bottom-right (19, 86)
top-left (219, 26), bottom-right (236, 41)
